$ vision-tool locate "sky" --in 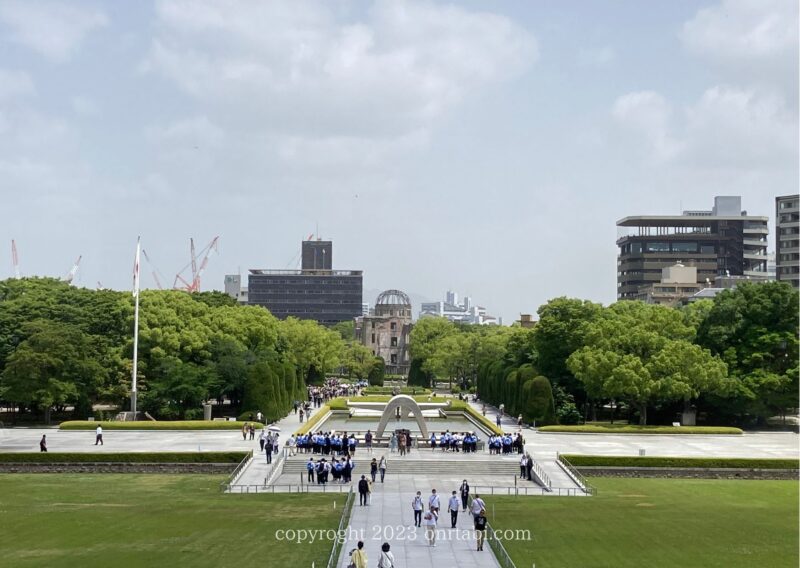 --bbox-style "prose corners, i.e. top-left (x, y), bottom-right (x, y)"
top-left (0, 0), bottom-right (797, 322)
